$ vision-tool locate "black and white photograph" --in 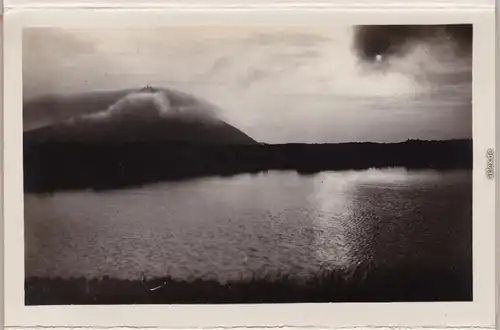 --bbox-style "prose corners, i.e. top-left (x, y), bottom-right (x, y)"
top-left (21, 23), bottom-right (477, 306)
top-left (23, 24), bottom-right (473, 305)
top-left (2, 4), bottom-right (497, 328)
